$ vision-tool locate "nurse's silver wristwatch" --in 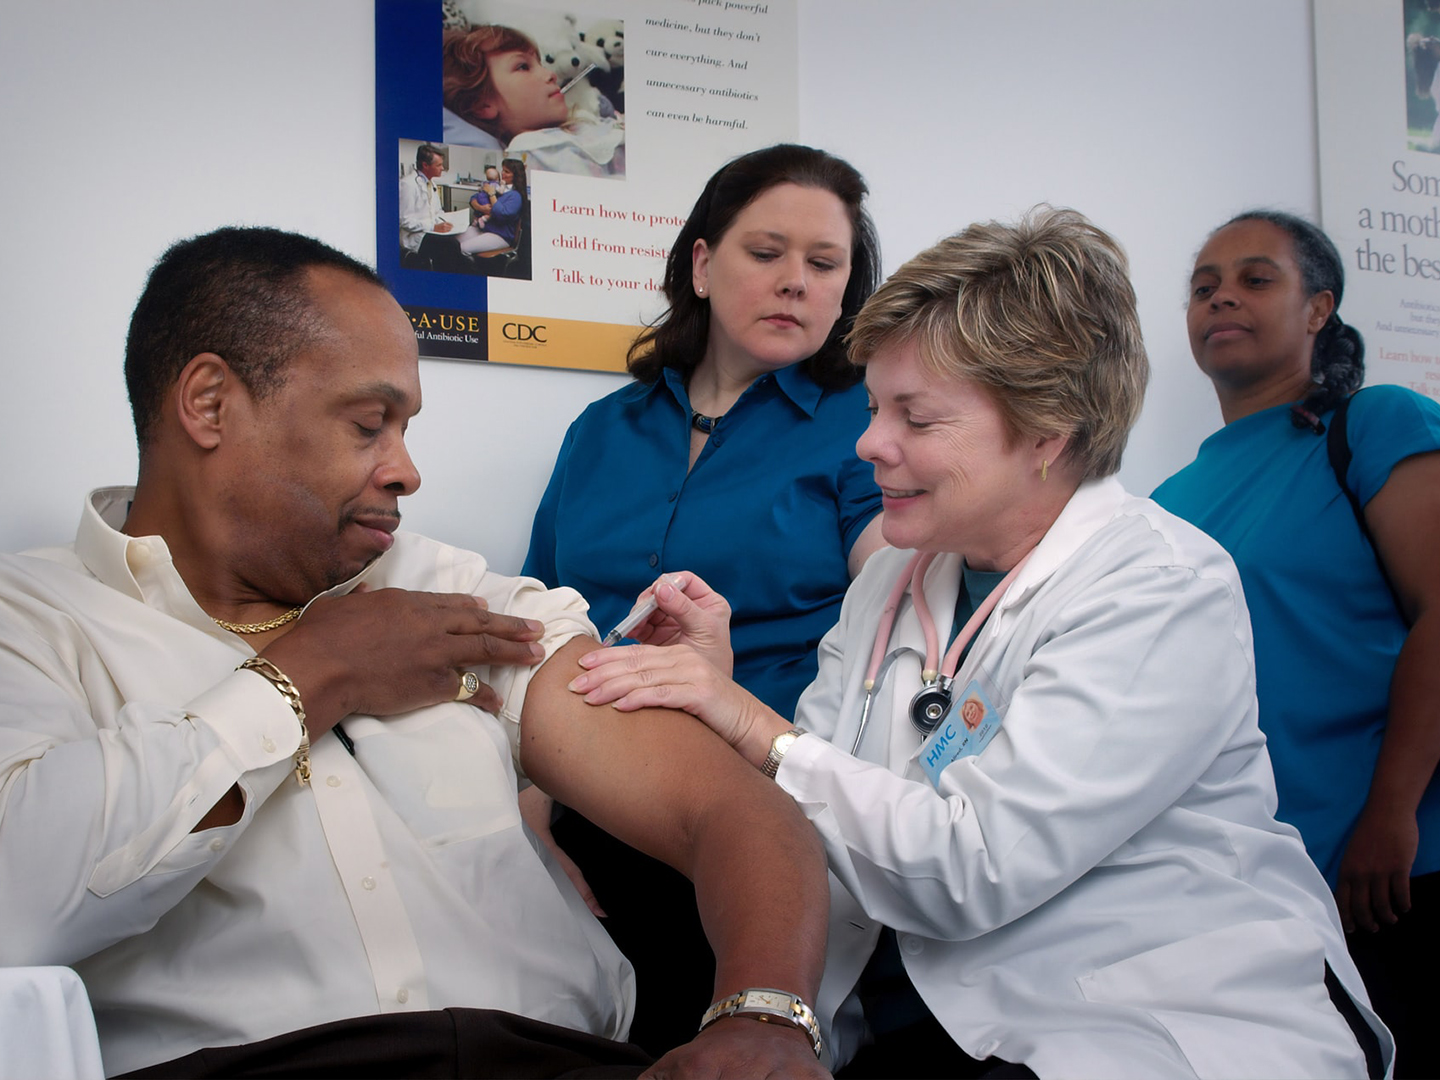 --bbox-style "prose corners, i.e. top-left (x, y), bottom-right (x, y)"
top-left (699, 987), bottom-right (823, 1057)
top-left (761, 728), bottom-right (805, 779)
